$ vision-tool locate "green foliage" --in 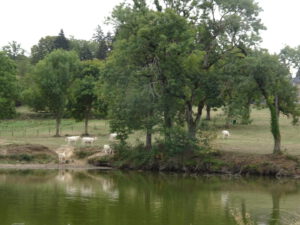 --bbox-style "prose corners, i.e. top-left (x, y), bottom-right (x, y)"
top-left (34, 49), bottom-right (79, 114)
top-left (157, 126), bottom-right (200, 156)
top-left (10, 154), bottom-right (33, 162)
top-left (69, 60), bottom-right (106, 134)
top-left (92, 25), bottom-right (113, 60)
top-left (30, 36), bottom-right (57, 64)
top-left (31, 30), bottom-right (71, 64)
top-left (112, 143), bottom-right (156, 168)
top-left (2, 41), bottom-right (25, 61)
top-left (0, 52), bottom-right (18, 119)
top-left (107, 6), bottom-right (195, 146)
top-left (54, 29), bottom-right (70, 50)
top-left (32, 49), bottom-right (80, 136)
top-left (103, 0), bottom-right (265, 152)
top-left (244, 51), bottom-right (299, 153)
top-left (69, 38), bottom-right (96, 60)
